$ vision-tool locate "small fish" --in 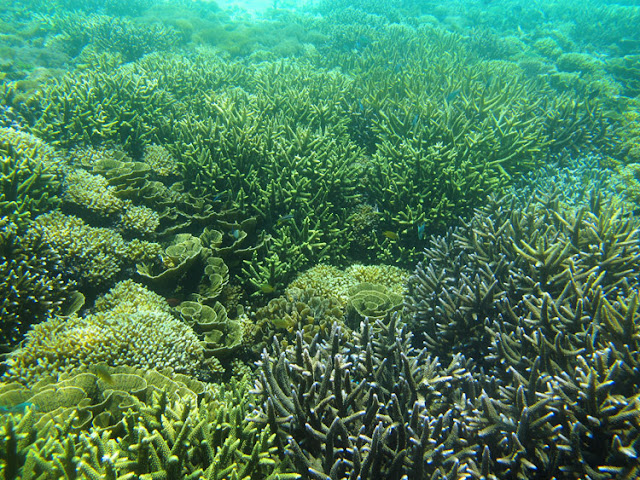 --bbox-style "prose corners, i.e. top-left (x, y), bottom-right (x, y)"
top-left (166, 297), bottom-right (182, 307)
top-left (95, 364), bottom-right (115, 385)
top-left (383, 231), bottom-right (399, 241)
top-left (418, 223), bottom-right (427, 240)
top-left (212, 192), bottom-right (226, 202)
top-left (260, 284), bottom-right (276, 294)
top-left (277, 213), bottom-right (294, 225)
top-left (229, 228), bottom-right (241, 240)
top-left (0, 401), bottom-right (36, 413)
